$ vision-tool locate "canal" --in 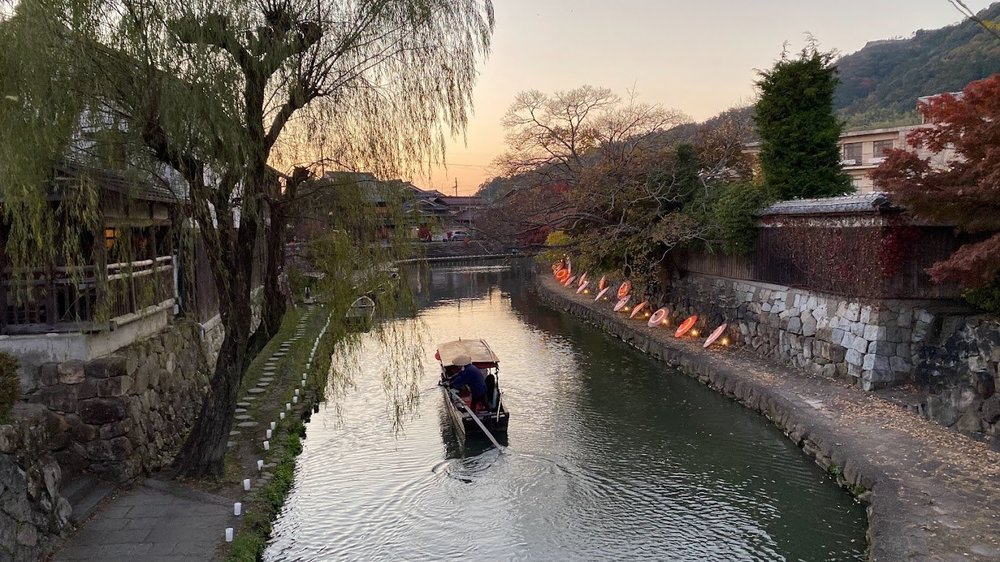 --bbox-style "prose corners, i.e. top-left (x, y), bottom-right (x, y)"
top-left (265, 264), bottom-right (867, 561)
